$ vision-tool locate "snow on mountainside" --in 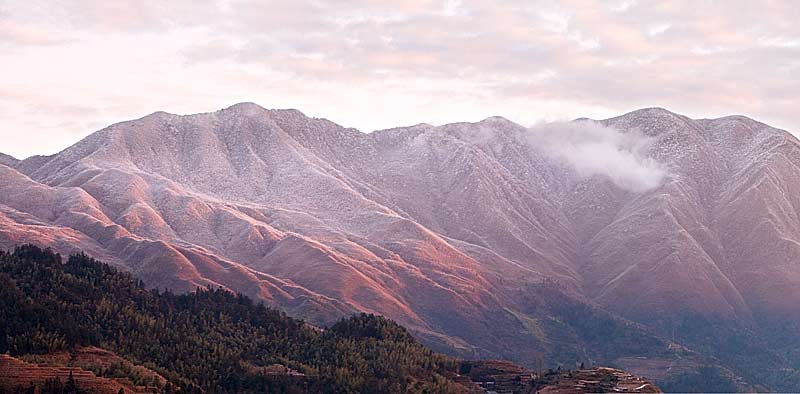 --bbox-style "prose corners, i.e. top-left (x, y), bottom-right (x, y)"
top-left (0, 152), bottom-right (17, 167)
top-left (3, 103), bottom-right (800, 389)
